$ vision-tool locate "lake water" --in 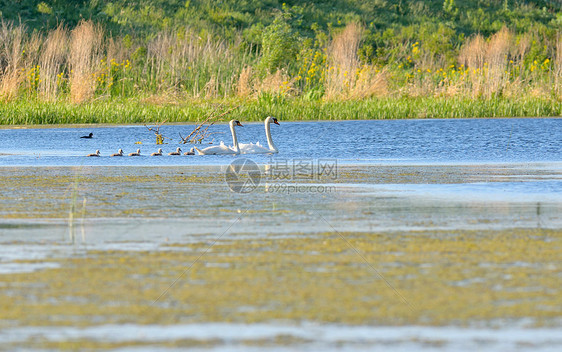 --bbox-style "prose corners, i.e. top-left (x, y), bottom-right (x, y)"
top-left (0, 118), bottom-right (561, 351)
top-left (1, 118), bottom-right (560, 233)
top-left (0, 118), bottom-right (560, 165)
